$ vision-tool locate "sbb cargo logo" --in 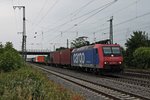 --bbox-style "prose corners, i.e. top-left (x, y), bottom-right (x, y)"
top-left (73, 53), bottom-right (85, 64)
